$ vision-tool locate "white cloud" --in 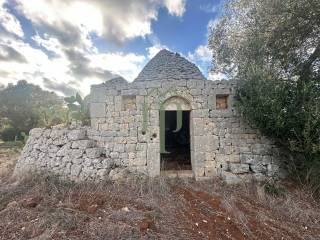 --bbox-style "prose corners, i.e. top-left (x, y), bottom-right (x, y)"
top-left (88, 52), bottom-right (146, 81)
top-left (164, 0), bottom-right (186, 17)
top-left (145, 33), bottom-right (170, 59)
top-left (0, 0), bottom-right (187, 96)
top-left (188, 44), bottom-right (212, 63)
top-left (187, 17), bottom-right (230, 81)
top-left (0, 0), bottom-right (24, 37)
top-left (208, 71), bottom-right (227, 80)
top-left (187, 44), bottom-right (212, 78)
top-left (147, 44), bottom-right (169, 59)
top-left (0, 34), bottom-right (146, 96)
top-left (16, 0), bottom-right (186, 44)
